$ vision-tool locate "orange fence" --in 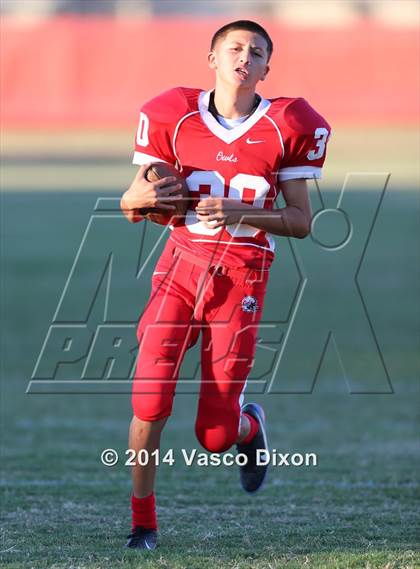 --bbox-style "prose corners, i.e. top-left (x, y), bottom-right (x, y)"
top-left (1, 17), bottom-right (418, 128)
